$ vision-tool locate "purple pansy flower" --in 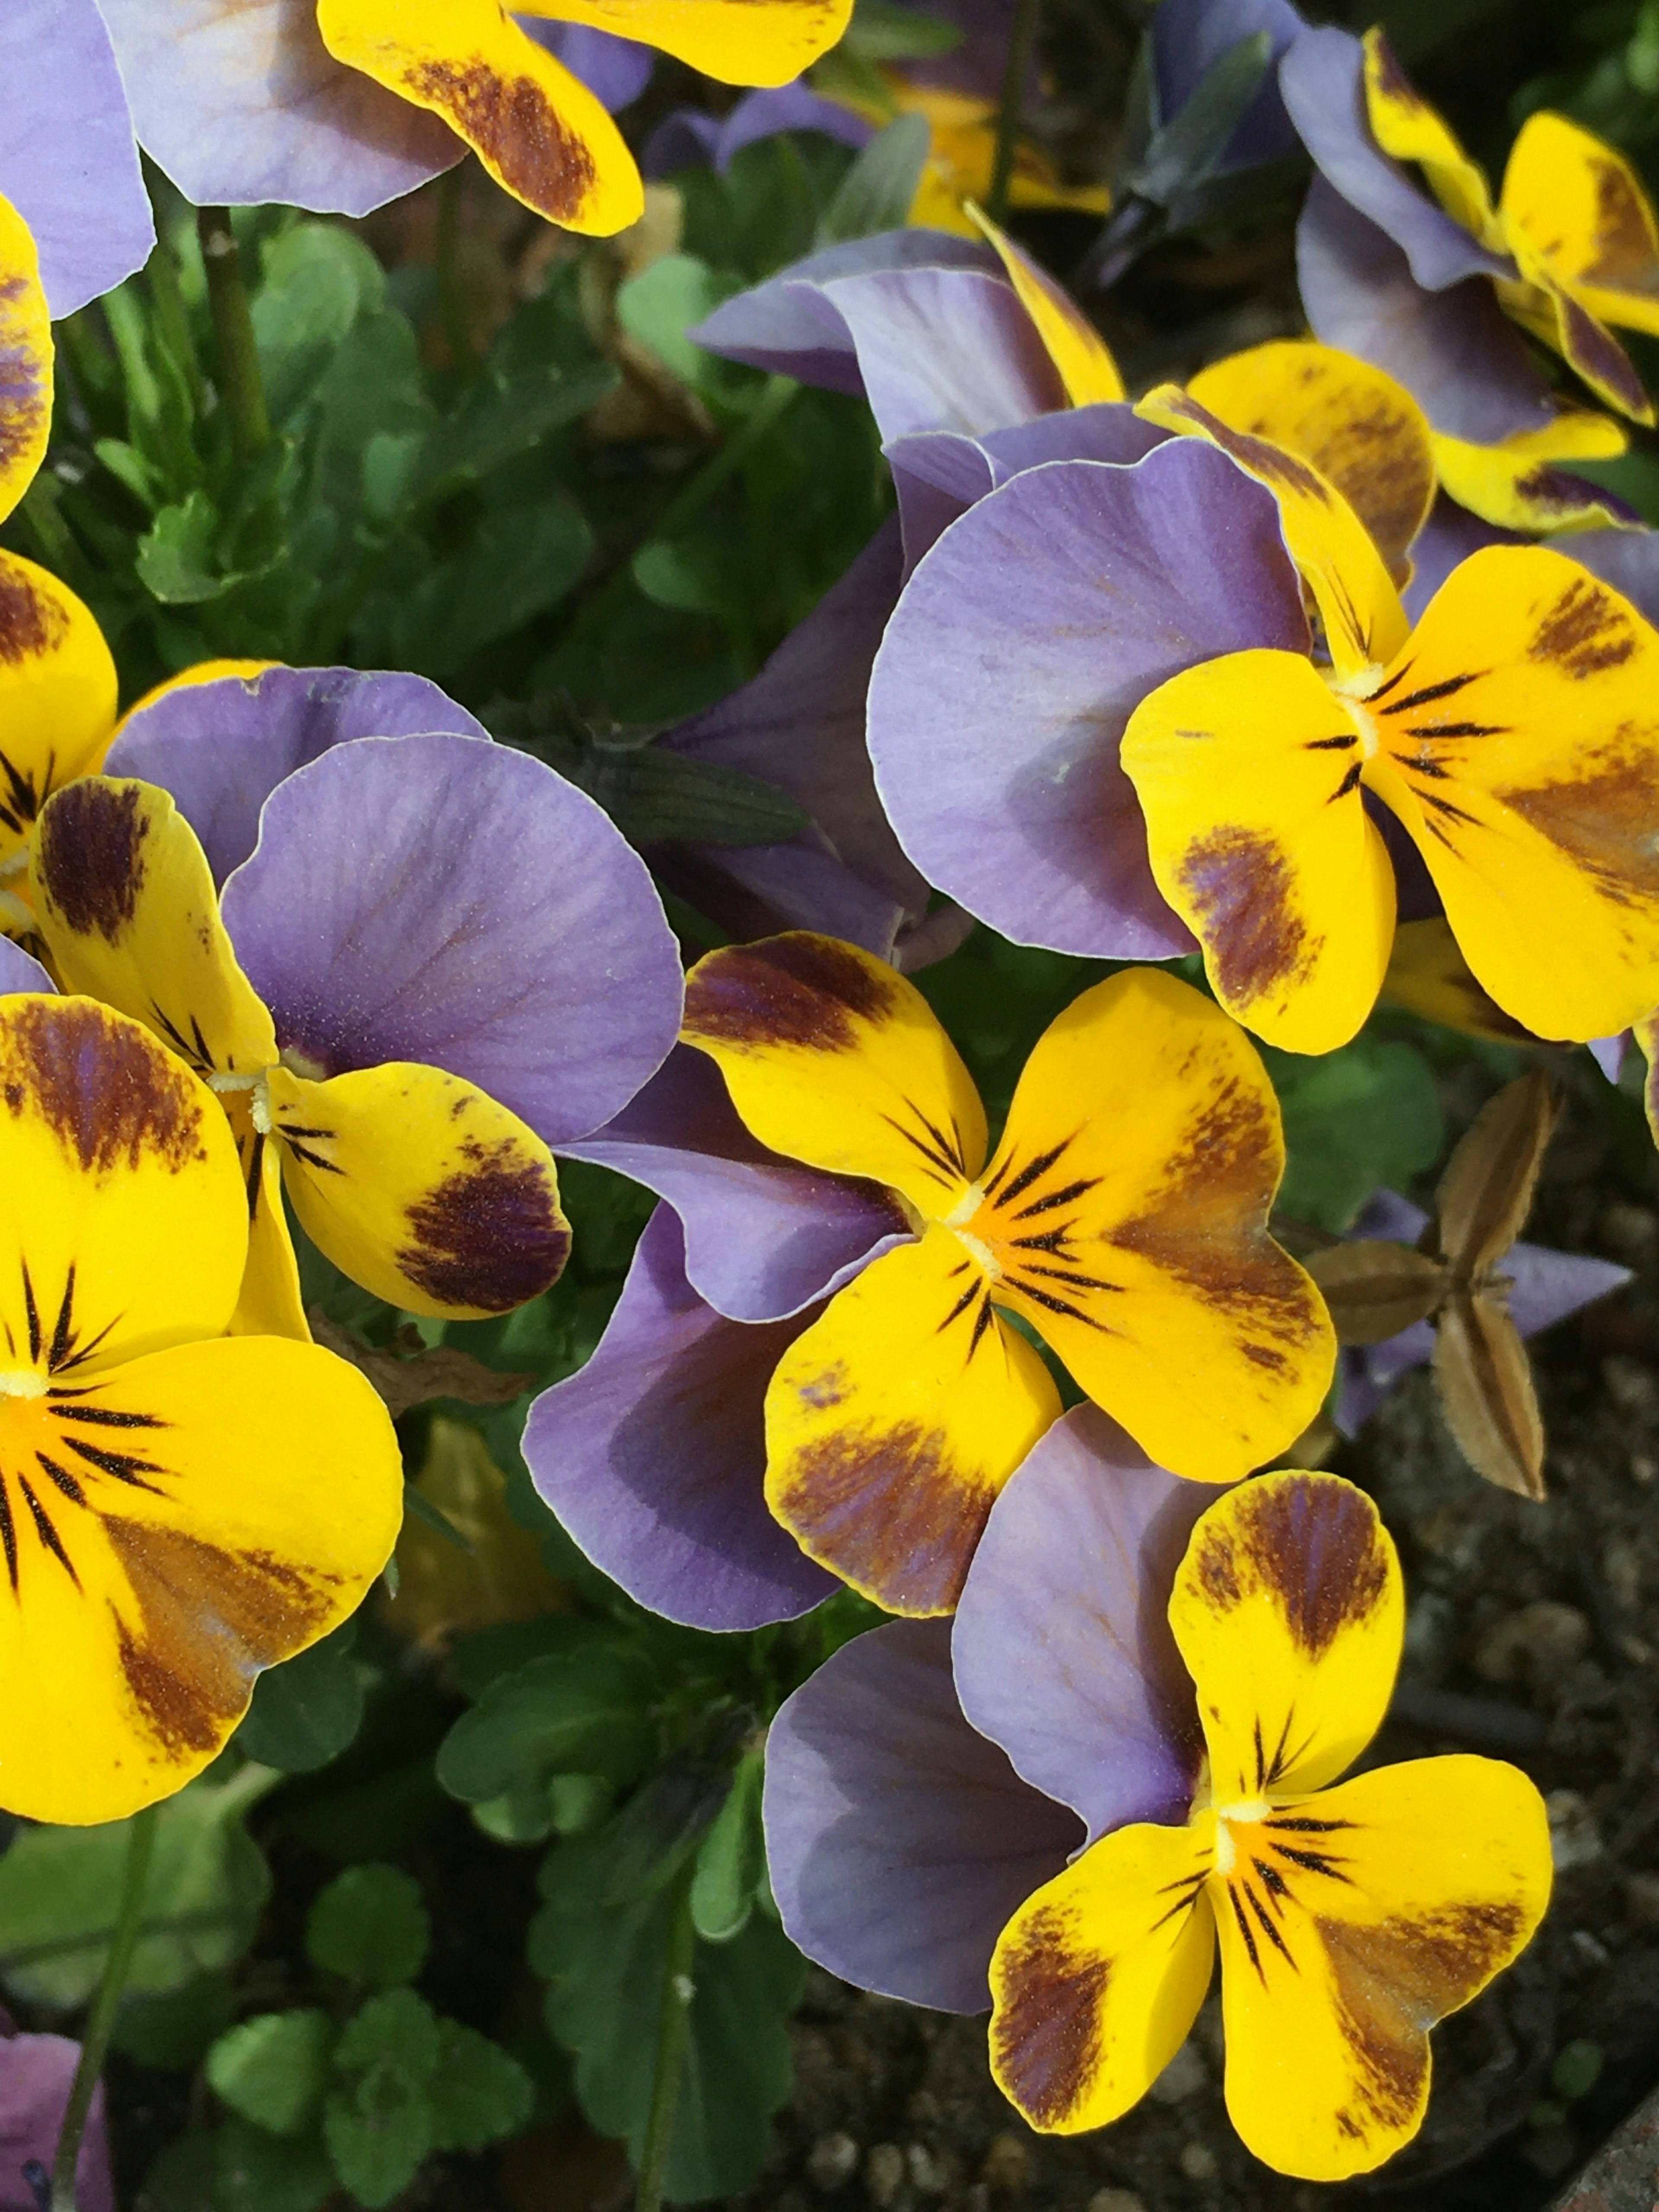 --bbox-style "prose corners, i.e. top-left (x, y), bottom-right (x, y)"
top-left (643, 83), bottom-right (873, 179)
top-left (0, 2018), bottom-right (112, 2212)
top-left (1149, 0), bottom-right (1304, 181)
